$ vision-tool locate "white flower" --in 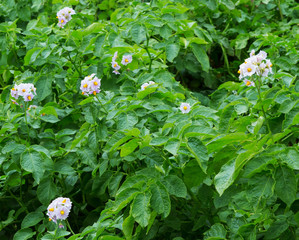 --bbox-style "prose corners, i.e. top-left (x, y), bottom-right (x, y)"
top-left (57, 7), bottom-right (75, 28)
top-left (80, 74), bottom-right (101, 96)
top-left (243, 79), bottom-right (255, 87)
top-left (121, 55), bottom-right (132, 65)
top-left (239, 62), bottom-right (257, 79)
top-left (249, 50), bottom-right (255, 57)
top-left (11, 83), bottom-right (36, 102)
top-left (112, 61), bottom-right (121, 71)
top-left (180, 103), bottom-right (191, 114)
top-left (47, 197), bottom-right (72, 224)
